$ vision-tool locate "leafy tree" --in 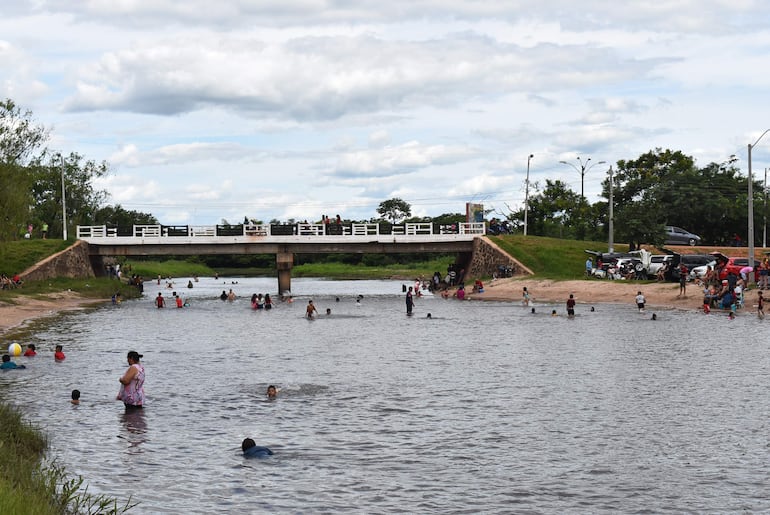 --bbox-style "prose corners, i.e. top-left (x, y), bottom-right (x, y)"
top-left (93, 205), bottom-right (158, 227)
top-left (605, 148), bottom-right (752, 246)
top-left (30, 151), bottom-right (109, 239)
top-left (0, 162), bottom-right (33, 240)
top-left (0, 98), bottom-right (49, 165)
top-left (525, 180), bottom-right (583, 238)
top-left (377, 198), bottom-right (411, 224)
